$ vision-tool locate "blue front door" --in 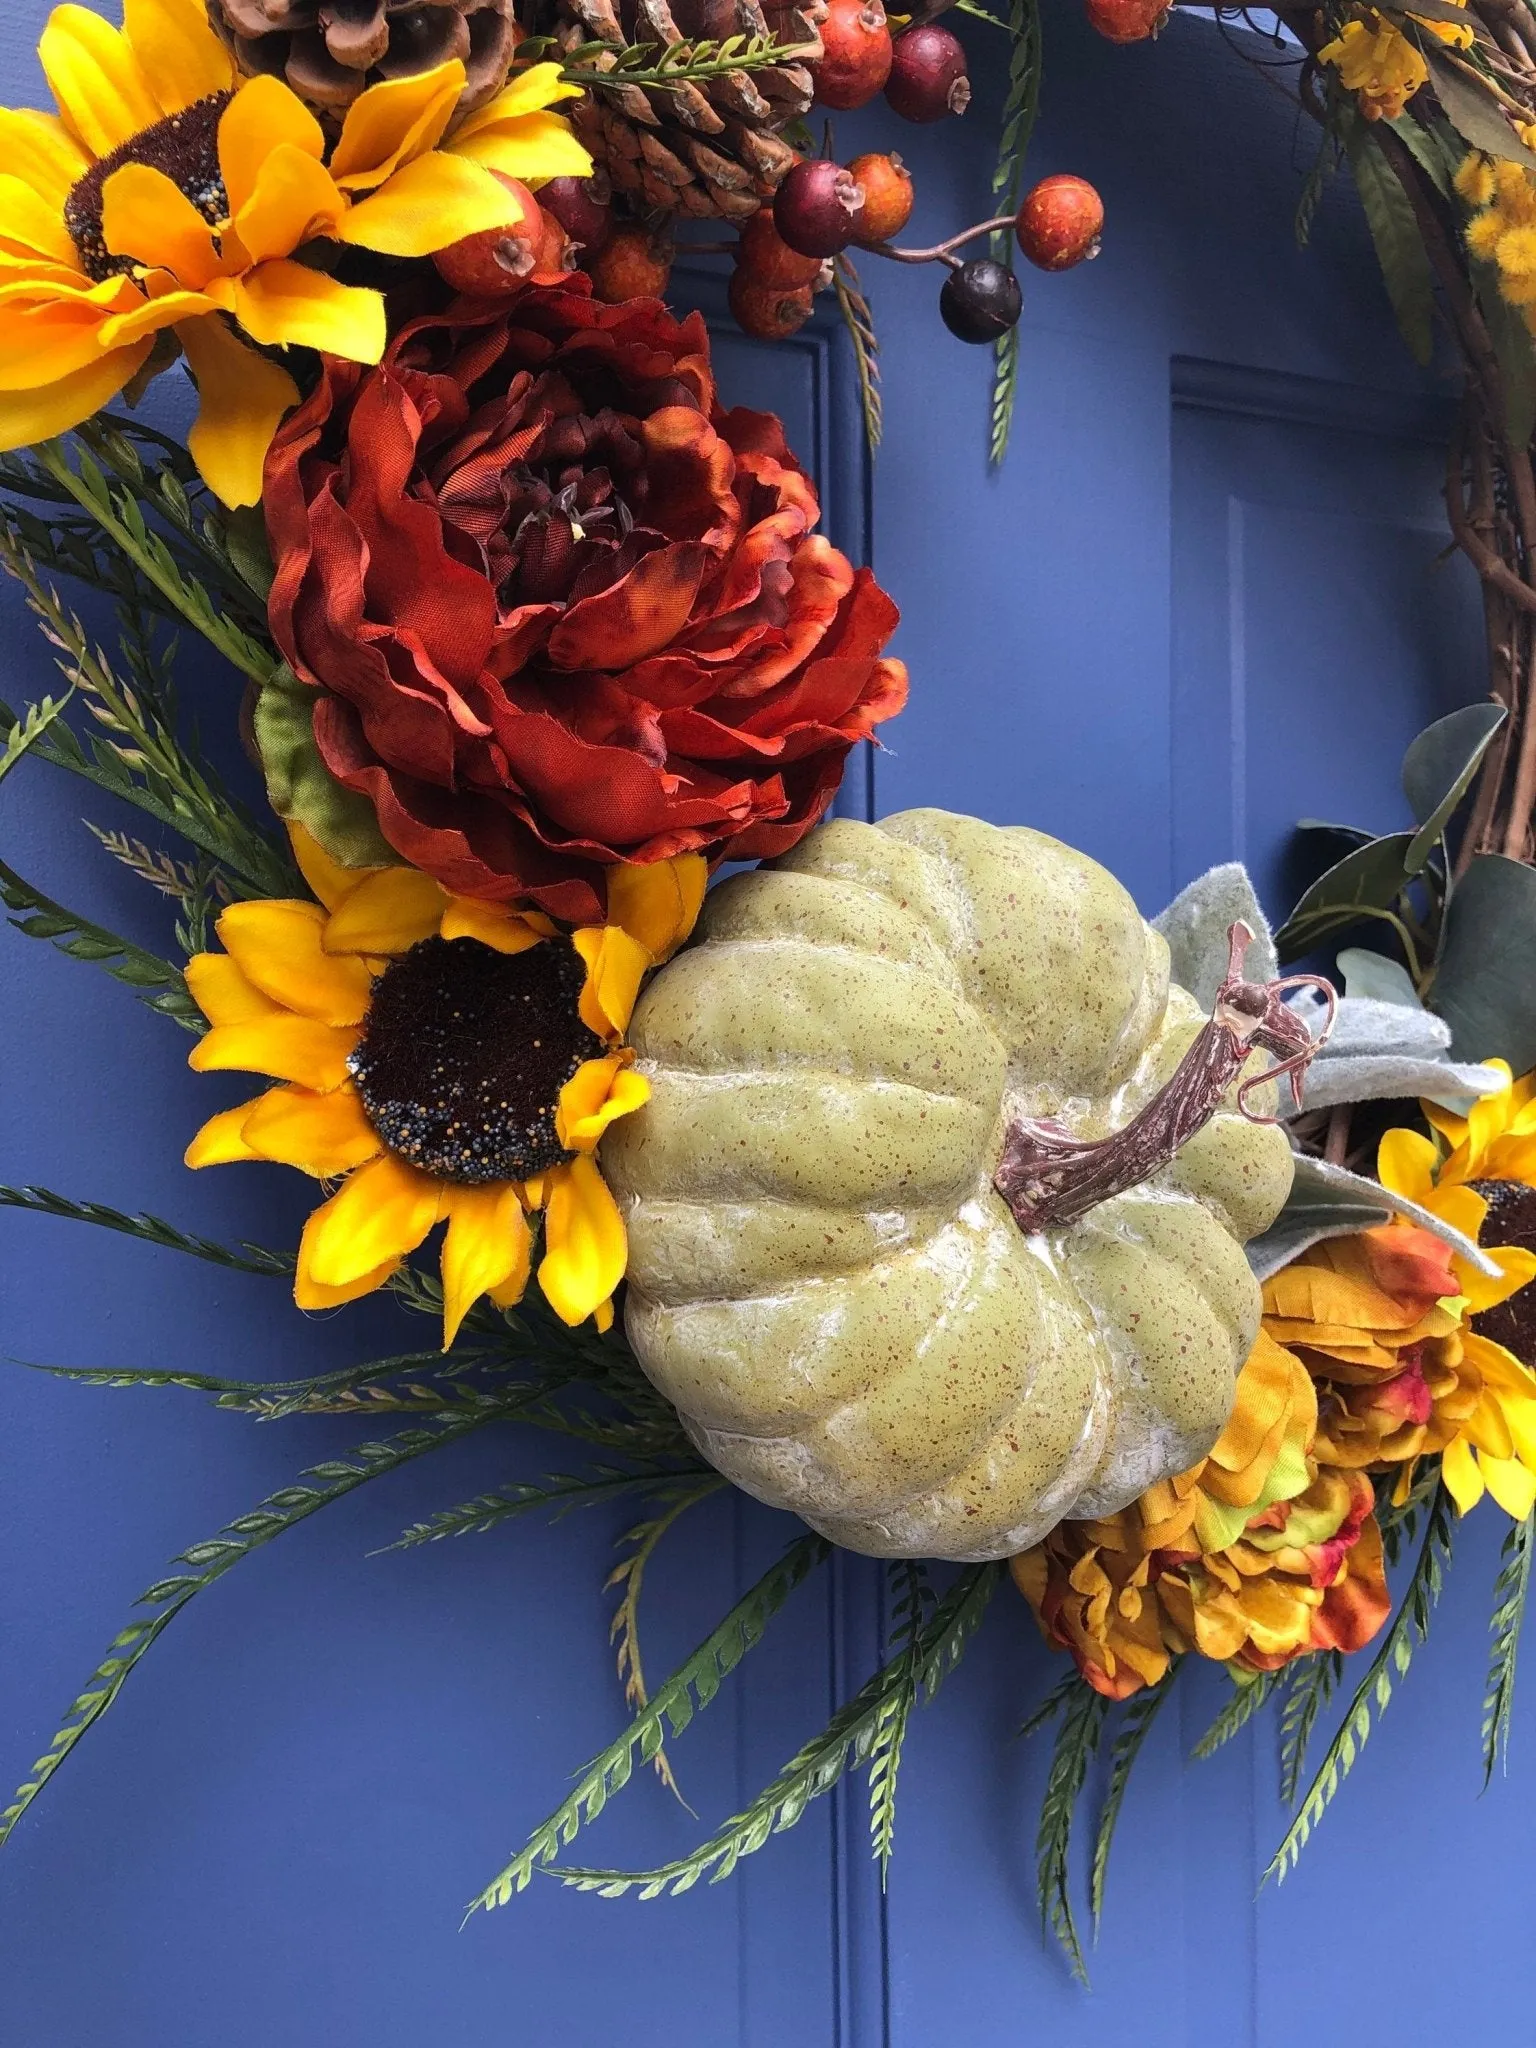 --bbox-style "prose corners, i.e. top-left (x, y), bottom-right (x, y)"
top-left (1, 8), bottom-right (1515, 2044)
